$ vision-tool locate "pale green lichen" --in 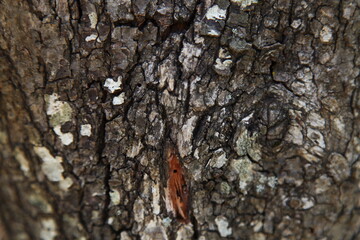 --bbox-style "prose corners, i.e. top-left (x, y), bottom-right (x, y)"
top-left (219, 182), bottom-right (231, 195)
top-left (45, 93), bottom-right (73, 127)
top-left (230, 155), bottom-right (277, 194)
top-left (230, 156), bottom-right (254, 193)
top-left (234, 125), bottom-right (262, 161)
